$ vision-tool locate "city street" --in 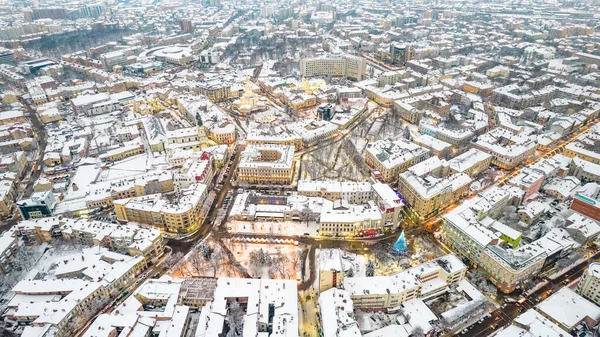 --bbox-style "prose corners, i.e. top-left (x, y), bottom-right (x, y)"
top-left (460, 253), bottom-right (600, 337)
